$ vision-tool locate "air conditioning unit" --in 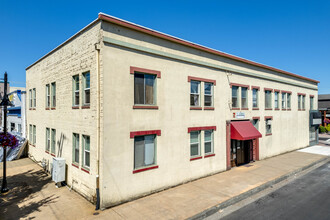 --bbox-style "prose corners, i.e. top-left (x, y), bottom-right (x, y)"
top-left (52, 157), bottom-right (66, 184)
